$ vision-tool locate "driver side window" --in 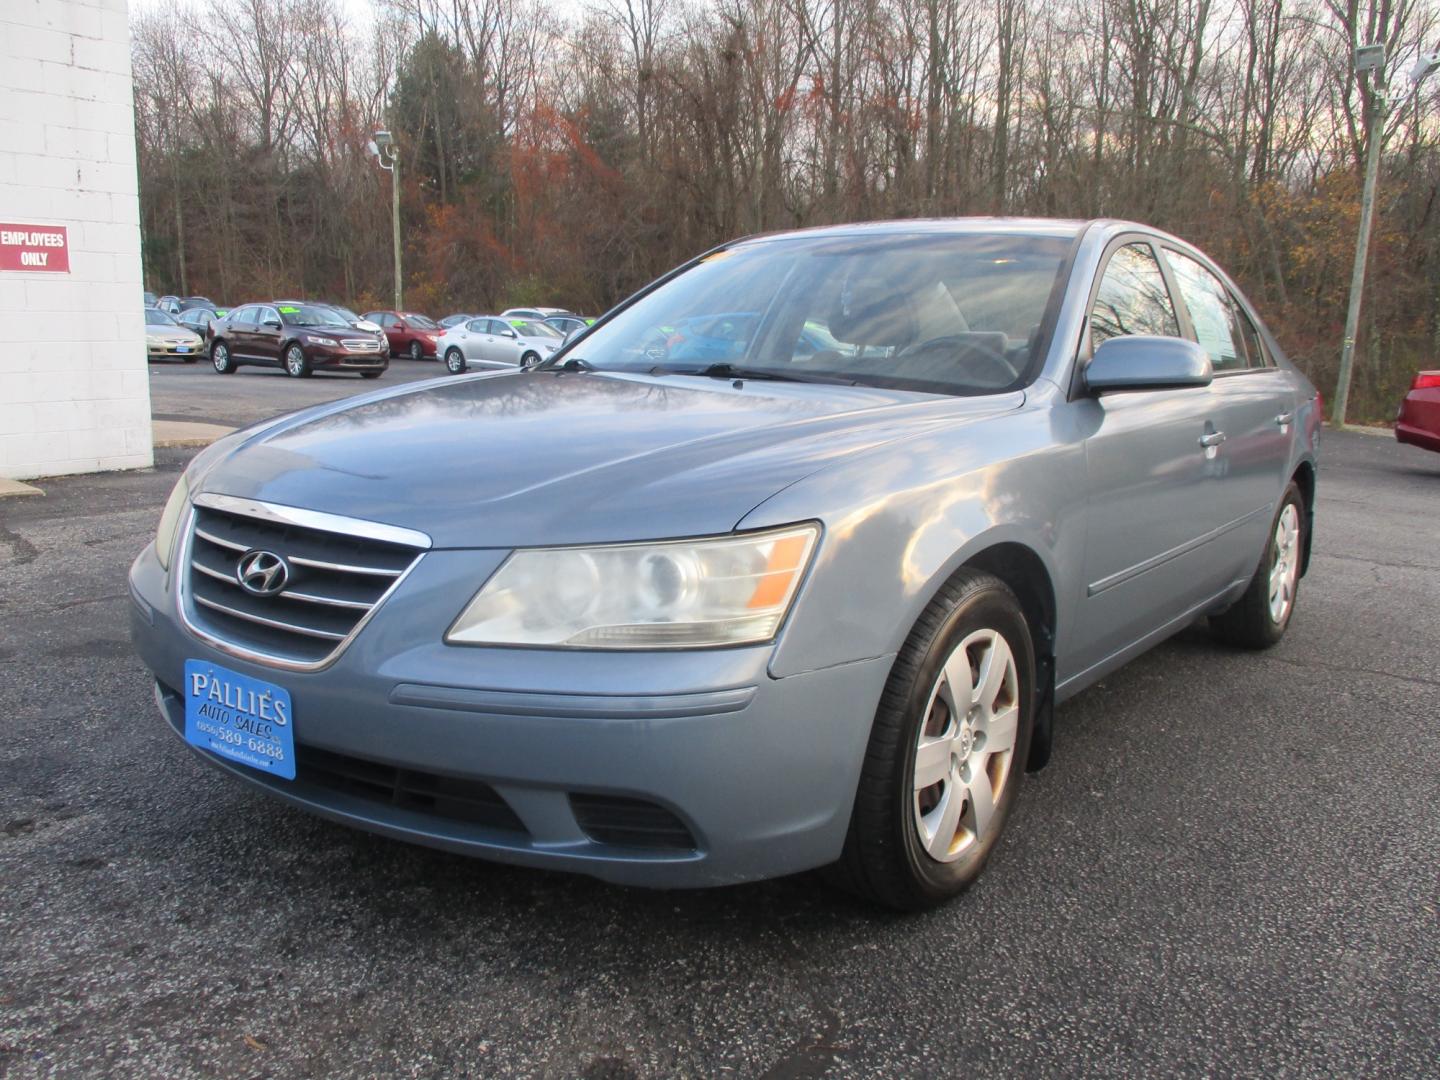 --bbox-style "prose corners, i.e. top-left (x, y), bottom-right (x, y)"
top-left (1089, 243), bottom-right (1180, 354)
